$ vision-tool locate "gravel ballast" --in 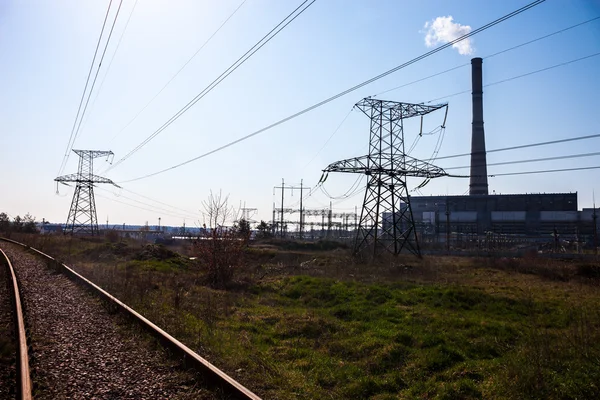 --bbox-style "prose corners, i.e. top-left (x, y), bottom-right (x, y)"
top-left (1, 243), bottom-right (216, 399)
top-left (0, 251), bottom-right (16, 399)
